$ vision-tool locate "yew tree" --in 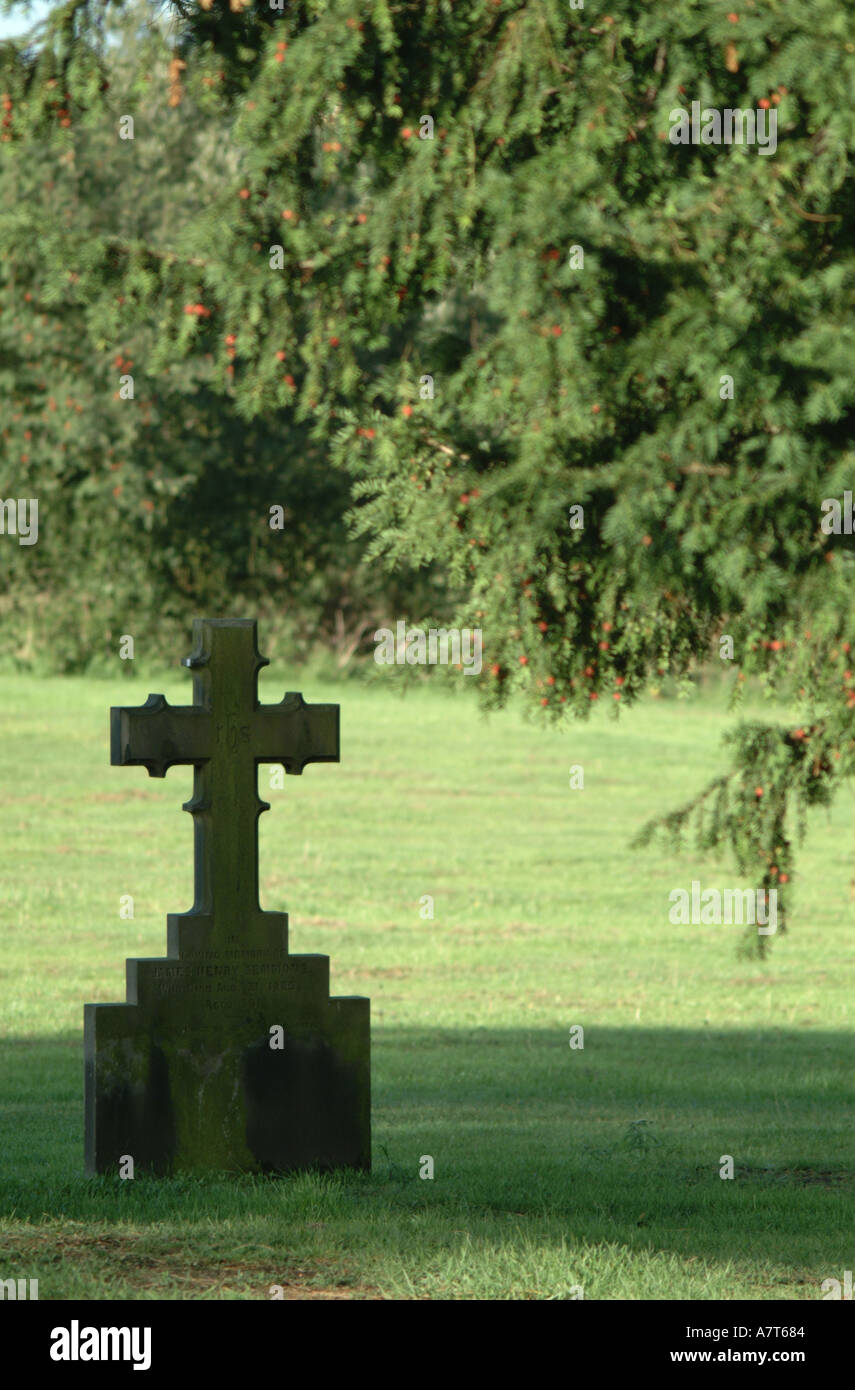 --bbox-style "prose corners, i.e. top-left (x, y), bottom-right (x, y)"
top-left (0, 0), bottom-right (447, 668)
top-left (2, 0), bottom-right (855, 946)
